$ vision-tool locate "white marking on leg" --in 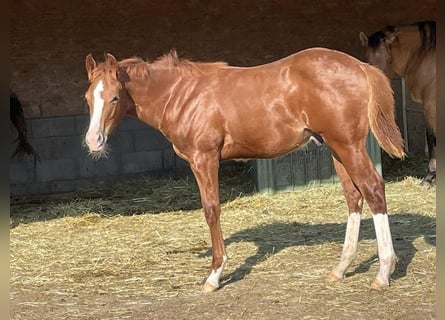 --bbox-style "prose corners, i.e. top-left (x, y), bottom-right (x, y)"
top-left (373, 213), bottom-right (397, 286)
top-left (206, 255), bottom-right (227, 288)
top-left (331, 212), bottom-right (361, 279)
